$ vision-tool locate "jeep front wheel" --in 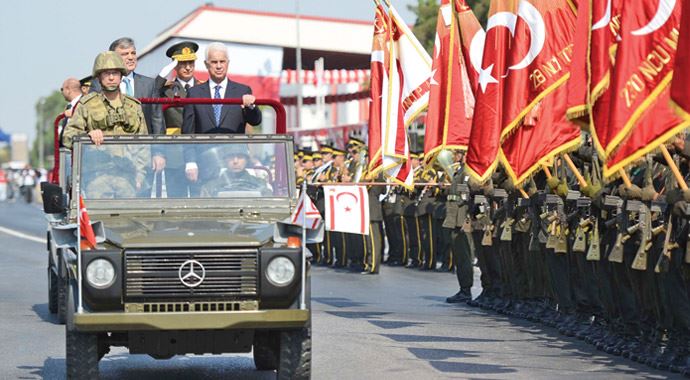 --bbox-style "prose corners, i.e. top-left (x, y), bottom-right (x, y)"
top-left (57, 274), bottom-right (67, 324)
top-left (253, 330), bottom-right (280, 370)
top-left (277, 328), bottom-right (311, 380)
